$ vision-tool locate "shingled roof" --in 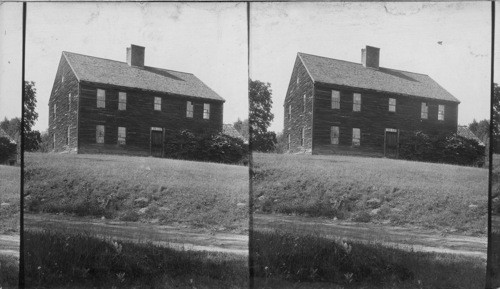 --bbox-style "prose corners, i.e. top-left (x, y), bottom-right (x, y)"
top-left (298, 52), bottom-right (459, 103)
top-left (0, 128), bottom-right (15, 144)
top-left (62, 51), bottom-right (225, 102)
top-left (457, 126), bottom-right (484, 146)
